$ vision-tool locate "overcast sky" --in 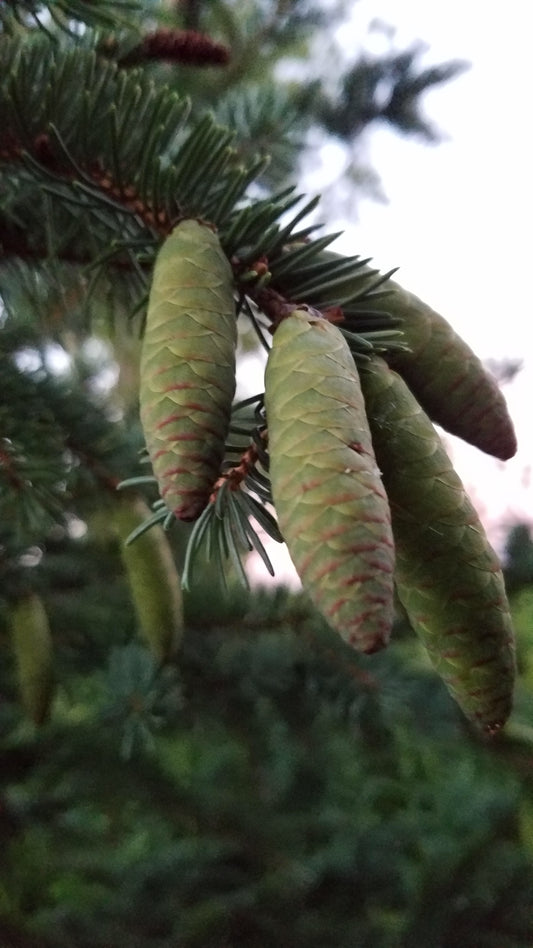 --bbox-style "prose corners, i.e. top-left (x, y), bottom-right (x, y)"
top-left (331, 0), bottom-right (532, 553)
